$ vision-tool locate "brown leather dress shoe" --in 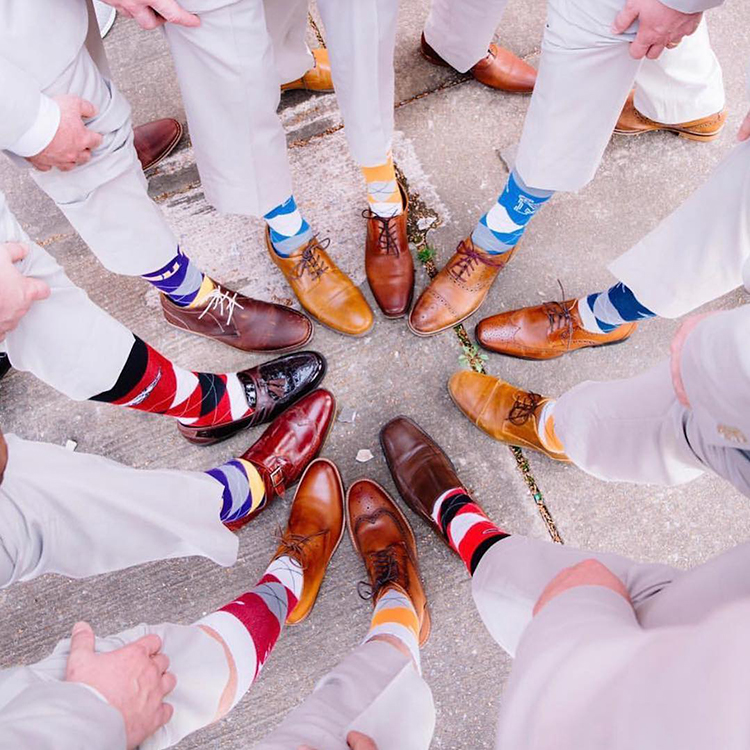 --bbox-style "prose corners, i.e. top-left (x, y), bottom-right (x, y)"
top-left (178, 352), bottom-right (327, 445)
top-left (420, 33), bottom-right (536, 94)
top-left (134, 118), bottom-right (183, 171)
top-left (347, 479), bottom-right (430, 645)
top-left (273, 458), bottom-right (345, 624)
top-left (266, 230), bottom-right (374, 337)
top-left (449, 371), bottom-right (568, 461)
top-left (224, 389), bottom-right (336, 531)
top-left (364, 185), bottom-right (414, 318)
top-left (281, 48), bottom-right (334, 93)
top-left (409, 236), bottom-right (514, 336)
top-left (614, 92), bottom-right (727, 142)
top-left (475, 298), bottom-right (636, 360)
top-left (161, 283), bottom-right (313, 354)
